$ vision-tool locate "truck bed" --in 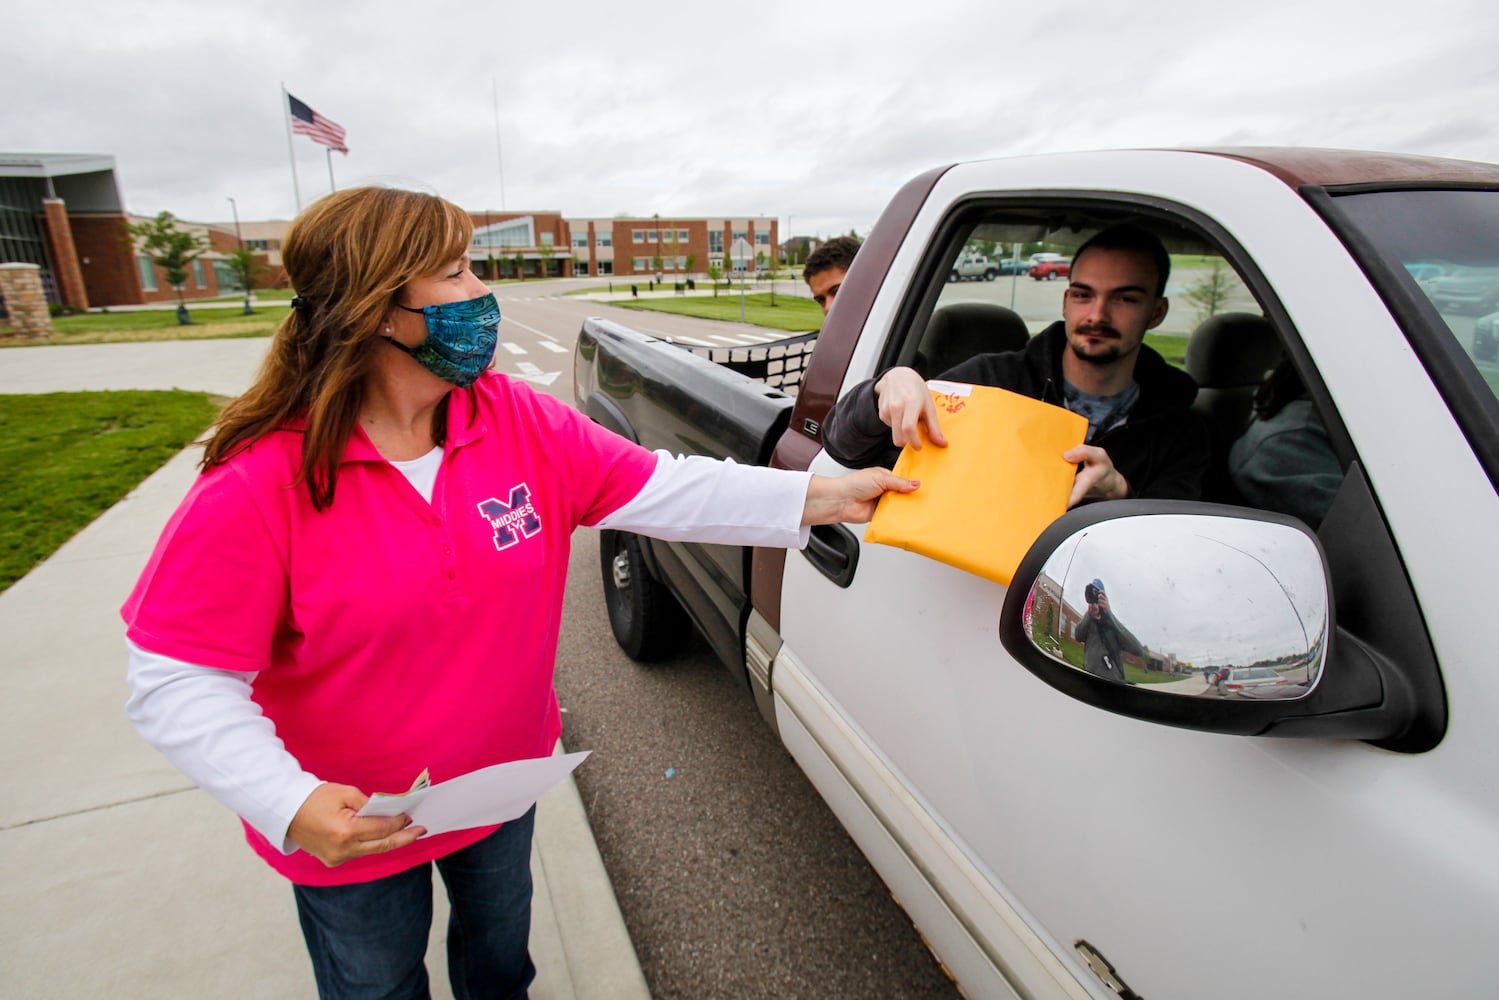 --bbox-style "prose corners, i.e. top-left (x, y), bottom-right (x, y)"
top-left (573, 316), bottom-right (811, 677)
